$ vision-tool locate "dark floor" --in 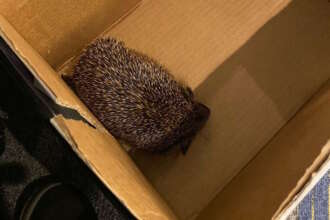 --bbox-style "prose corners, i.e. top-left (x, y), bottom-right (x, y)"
top-left (0, 52), bottom-right (134, 219)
